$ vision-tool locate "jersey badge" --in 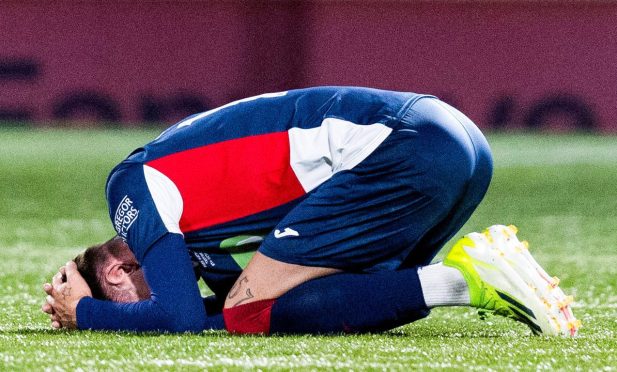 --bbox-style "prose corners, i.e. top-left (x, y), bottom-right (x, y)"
top-left (114, 195), bottom-right (139, 239)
